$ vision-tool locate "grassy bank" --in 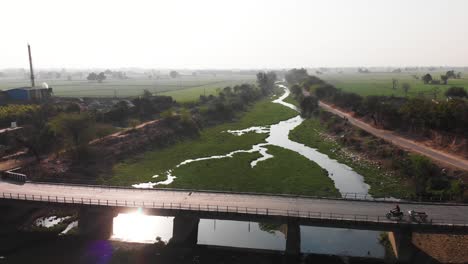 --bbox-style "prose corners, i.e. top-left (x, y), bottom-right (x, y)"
top-left (170, 145), bottom-right (338, 196)
top-left (108, 98), bottom-right (297, 186)
top-left (109, 93), bottom-right (340, 196)
top-left (290, 115), bottom-right (414, 198)
top-left (284, 94), bottom-right (299, 107)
